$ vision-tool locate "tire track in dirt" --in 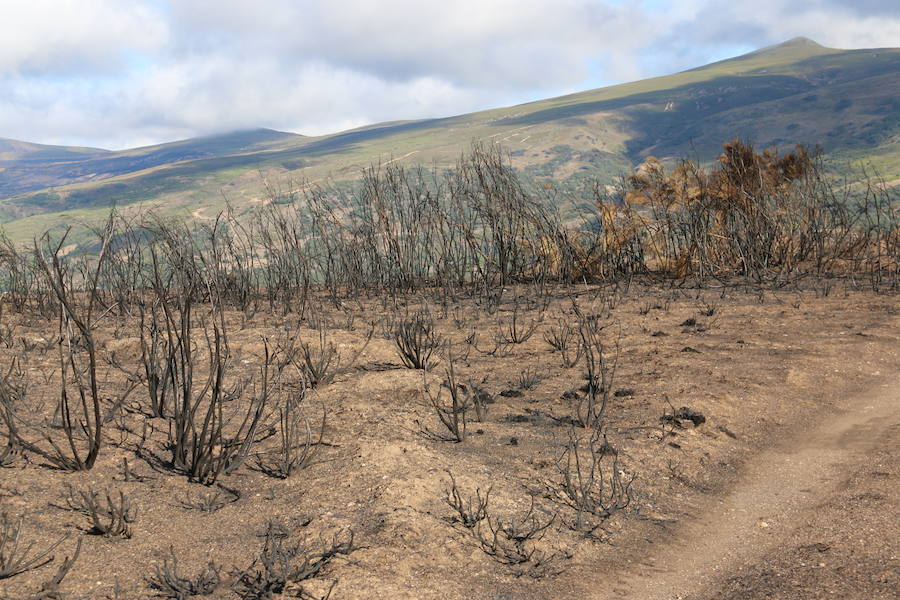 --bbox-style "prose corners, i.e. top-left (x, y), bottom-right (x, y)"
top-left (605, 368), bottom-right (900, 600)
